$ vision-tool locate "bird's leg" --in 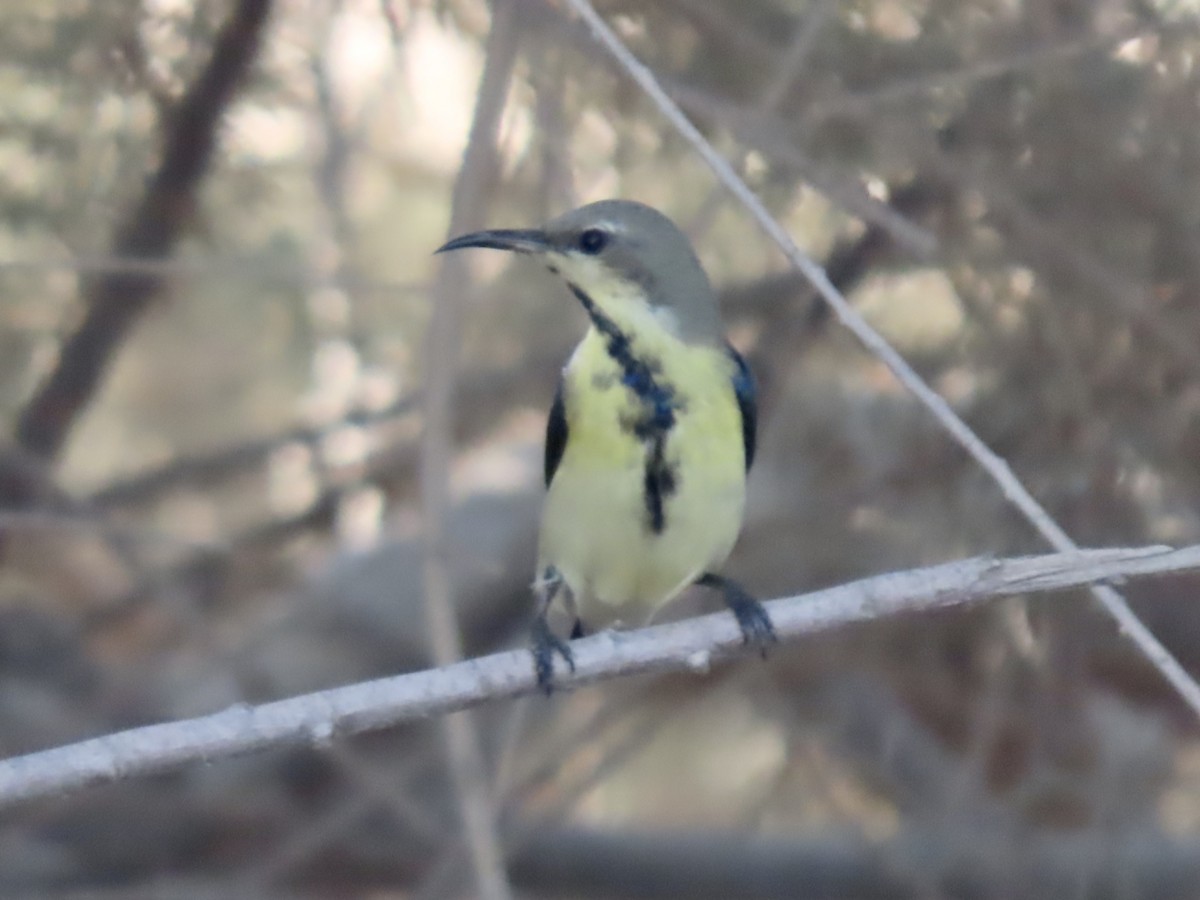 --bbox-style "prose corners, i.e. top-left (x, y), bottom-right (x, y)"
top-left (559, 580), bottom-right (587, 640)
top-left (531, 565), bottom-right (576, 693)
top-left (696, 573), bottom-right (776, 654)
